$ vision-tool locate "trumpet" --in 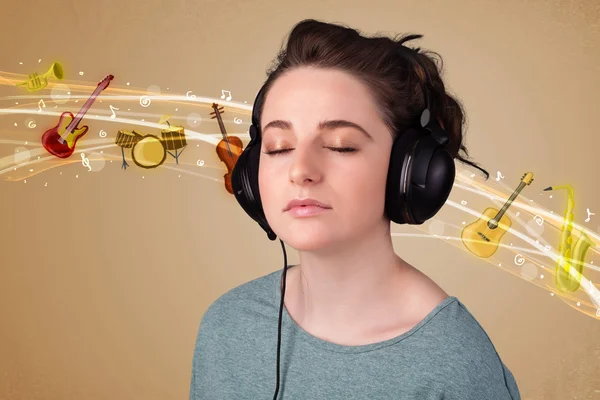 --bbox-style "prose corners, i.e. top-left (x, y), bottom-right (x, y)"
top-left (15, 62), bottom-right (64, 92)
top-left (544, 185), bottom-right (596, 293)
